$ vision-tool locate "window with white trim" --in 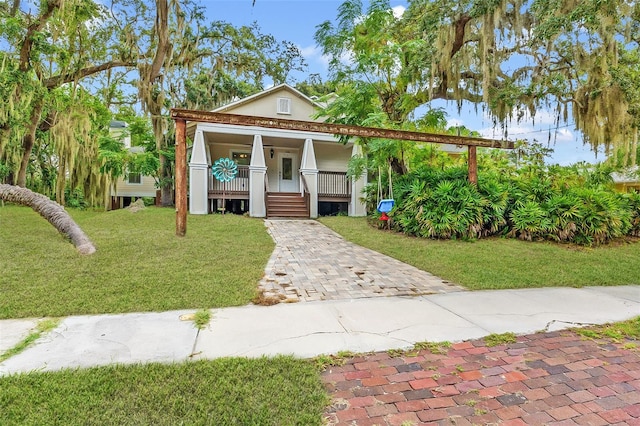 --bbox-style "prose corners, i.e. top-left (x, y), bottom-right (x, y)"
top-left (127, 172), bottom-right (142, 184)
top-left (276, 97), bottom-right (291, 115)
